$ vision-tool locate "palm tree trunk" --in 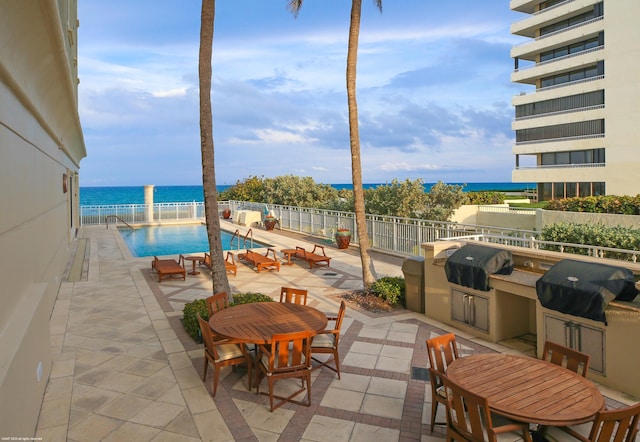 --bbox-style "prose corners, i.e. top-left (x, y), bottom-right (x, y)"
top-left (199, 0), bottom-right (231, 295)
top-left (347, 0), bottom-right (377, 288)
